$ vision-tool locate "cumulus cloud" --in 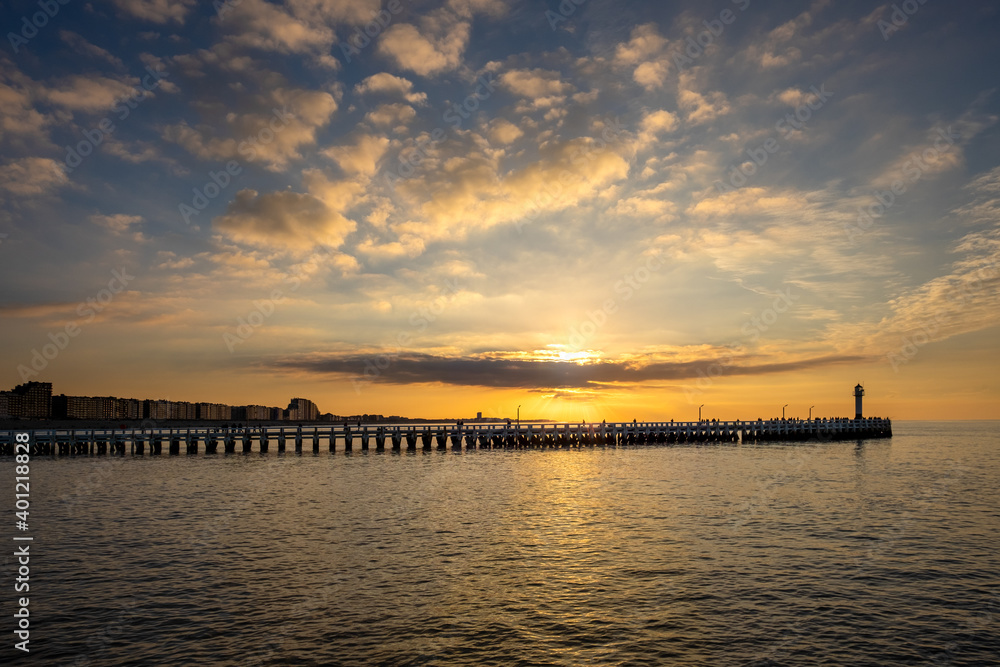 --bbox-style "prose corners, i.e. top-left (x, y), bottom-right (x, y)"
top-left (111, 0), bottom-right (196, 24)
top-left (88, 213), bottom-right (143, 233)
top-left (488, 118), bottom-right (523, 144)
top-left (322, 133), bottom-right (390, 176)
top-left (614, 23), bottom-right (668, 65)
top-left (374, 0), bottom-right (504, 78)
top-left (213, 189), bottom-right (356, 251)
top-left (742, 0), bottom-right (830, 69)
top-left (59, 31), bottom-right (124, 68)
top-left (354, 73), bottom-right (427, 105)
top-left (287, 0), bottom-right (382, 24)
top-left (163, 87), bottom-right (337, 171)
top-left (614, 24), bottom-right (670, 91)
top-left (216, 0), bottom-right (337, 63)
top-left (633, 61), bottom-right (669, 91)
top-left (377, 22), bottom-right (470, 76)
top-left (640, 109), bottom-right (678, 134)
top-left (0, 66), bottom-right (53, 149)
top-left (364, 103), bottom-right (416, 127)
top-left (677, 72), bottom-right (730, 124)
top-left (40, 75), bottom-right (138, 113)
top-left (501, 68), bottom-right (573, 99)
top-left (0, 158), bottom-right (68, 195)
top-left (387, 134), bottom-right (630, 244)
